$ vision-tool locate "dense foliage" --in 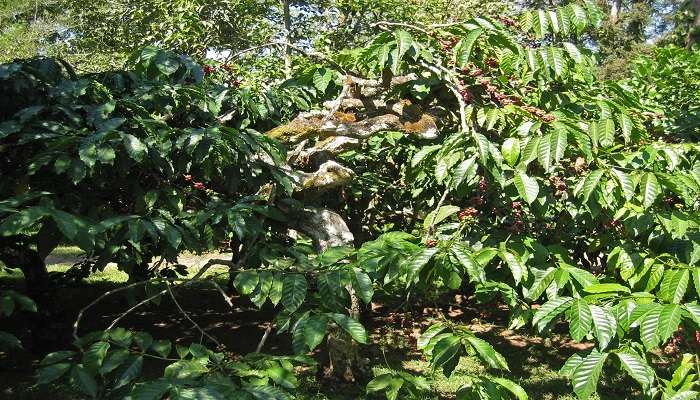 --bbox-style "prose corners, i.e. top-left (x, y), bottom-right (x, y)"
top-left (0, 1), bottom-right (699, 400)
